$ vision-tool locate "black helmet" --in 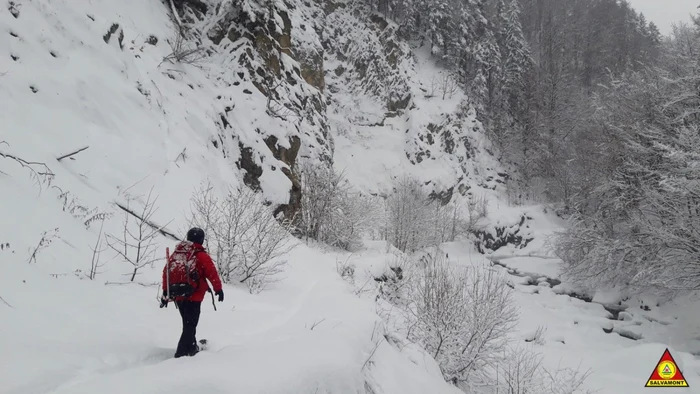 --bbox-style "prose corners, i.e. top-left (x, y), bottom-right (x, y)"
top-left (186, 227), bottom-right (205, 245)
